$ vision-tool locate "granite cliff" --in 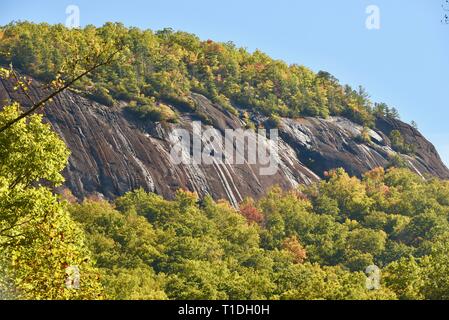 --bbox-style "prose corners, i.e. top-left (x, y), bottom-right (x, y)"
top-left (1, 75), bottom-right (448, 206)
